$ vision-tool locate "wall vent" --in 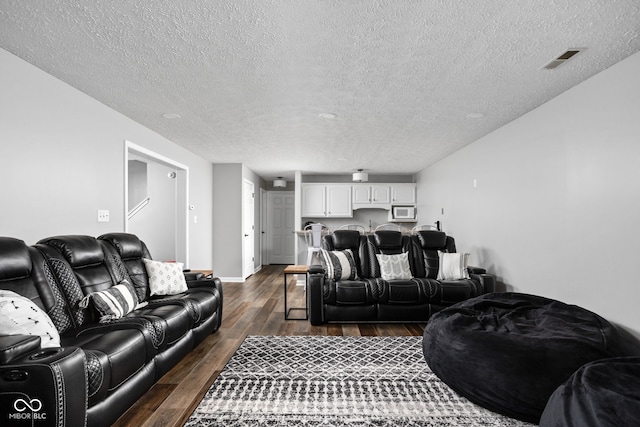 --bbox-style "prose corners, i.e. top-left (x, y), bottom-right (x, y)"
top-left (541, 48), bottom-right (585, 70)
